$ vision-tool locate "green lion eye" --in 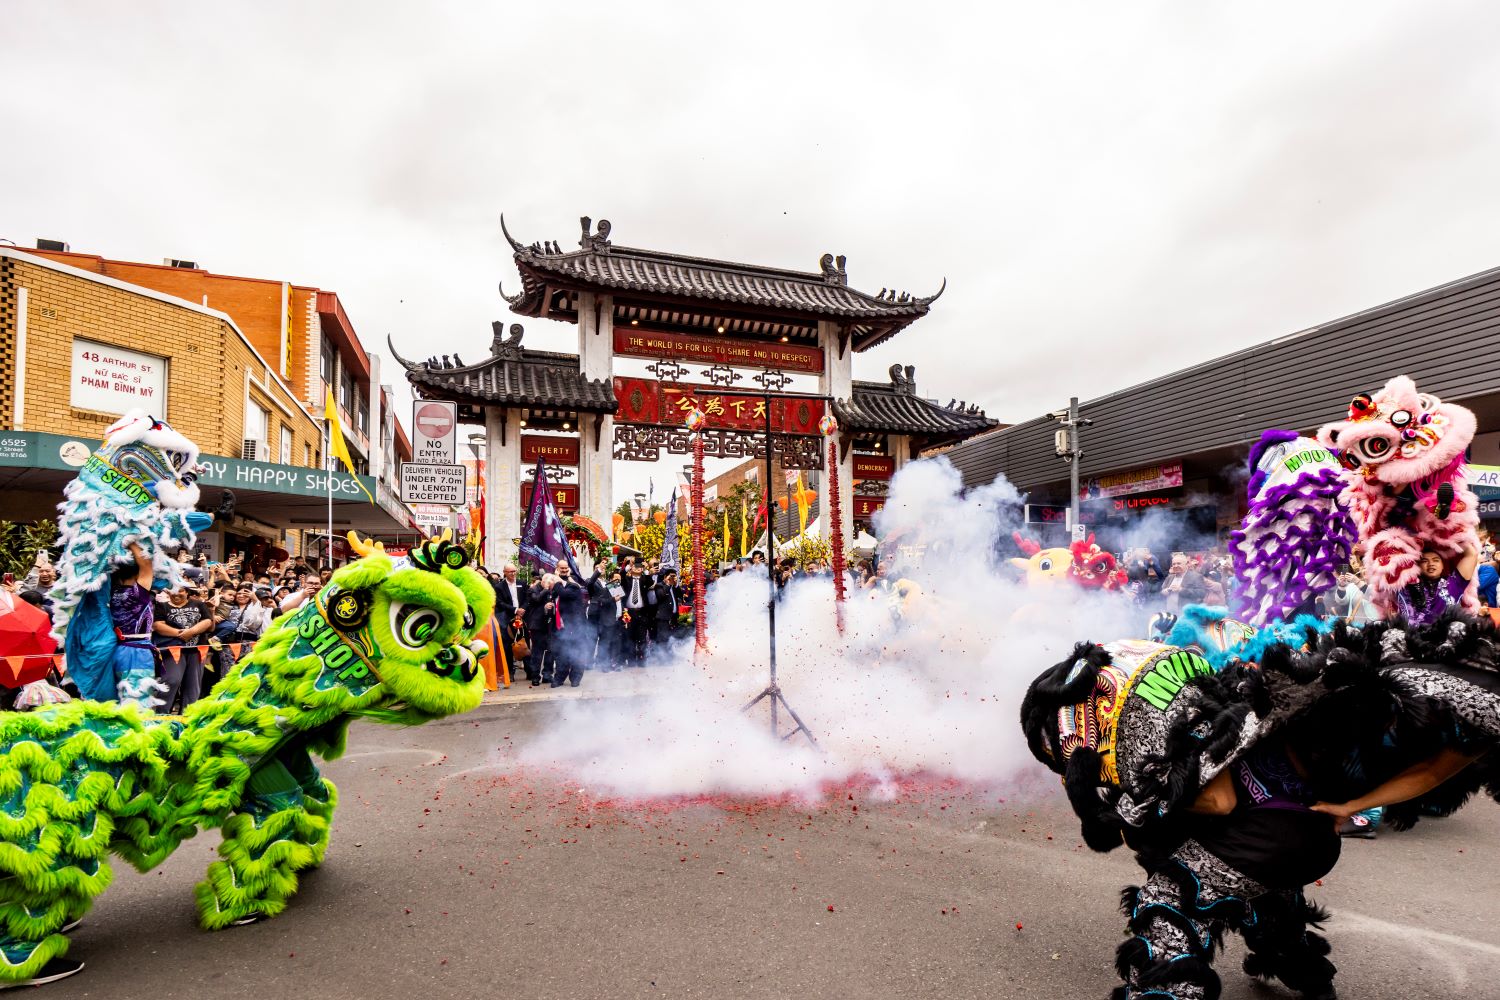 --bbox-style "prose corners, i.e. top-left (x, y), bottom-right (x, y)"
top-left (392, 603), bottom-right (444, 650)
